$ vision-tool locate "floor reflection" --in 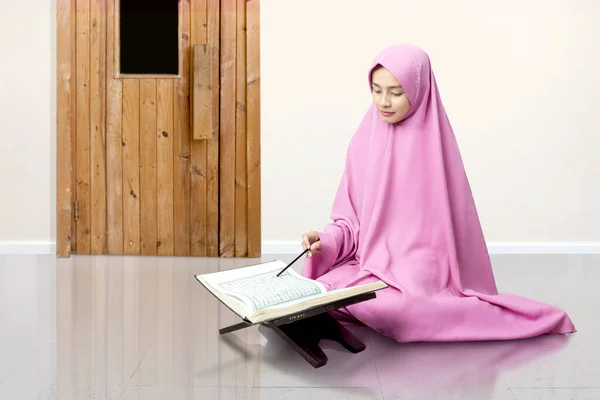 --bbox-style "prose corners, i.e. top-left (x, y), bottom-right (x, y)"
top-left (0, 254), bottom-right (597, 400)
top-left (370, 330), bottom-right (571, 399)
